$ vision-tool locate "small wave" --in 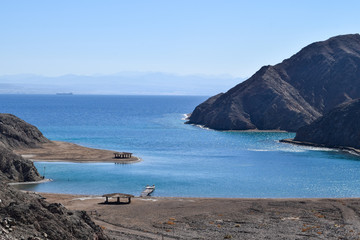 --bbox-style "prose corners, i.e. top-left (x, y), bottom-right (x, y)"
top-left (248, 148), bottom-right (306, 153)
top-left (186, 122), bottom-right (212, 130)
top-left (279, 149), bottom-right (306, 153)
top-left (181, 113), bottom-right (191, 121)
top-left (289, 145), bottom-right (338, 152)
top-left (197, 124), bottom-right (211, 130)
top-left (247, 149), bottom-right (274, 152)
